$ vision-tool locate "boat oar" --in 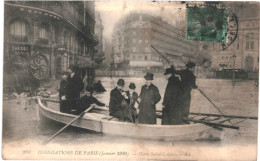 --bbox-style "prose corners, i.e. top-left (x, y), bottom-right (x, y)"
top-left (42, 105), bottom-right (95, 145)
top-left (196, 88), bottom-right (234, 125)
top-left (196, 88), bottom-right (225, 116)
